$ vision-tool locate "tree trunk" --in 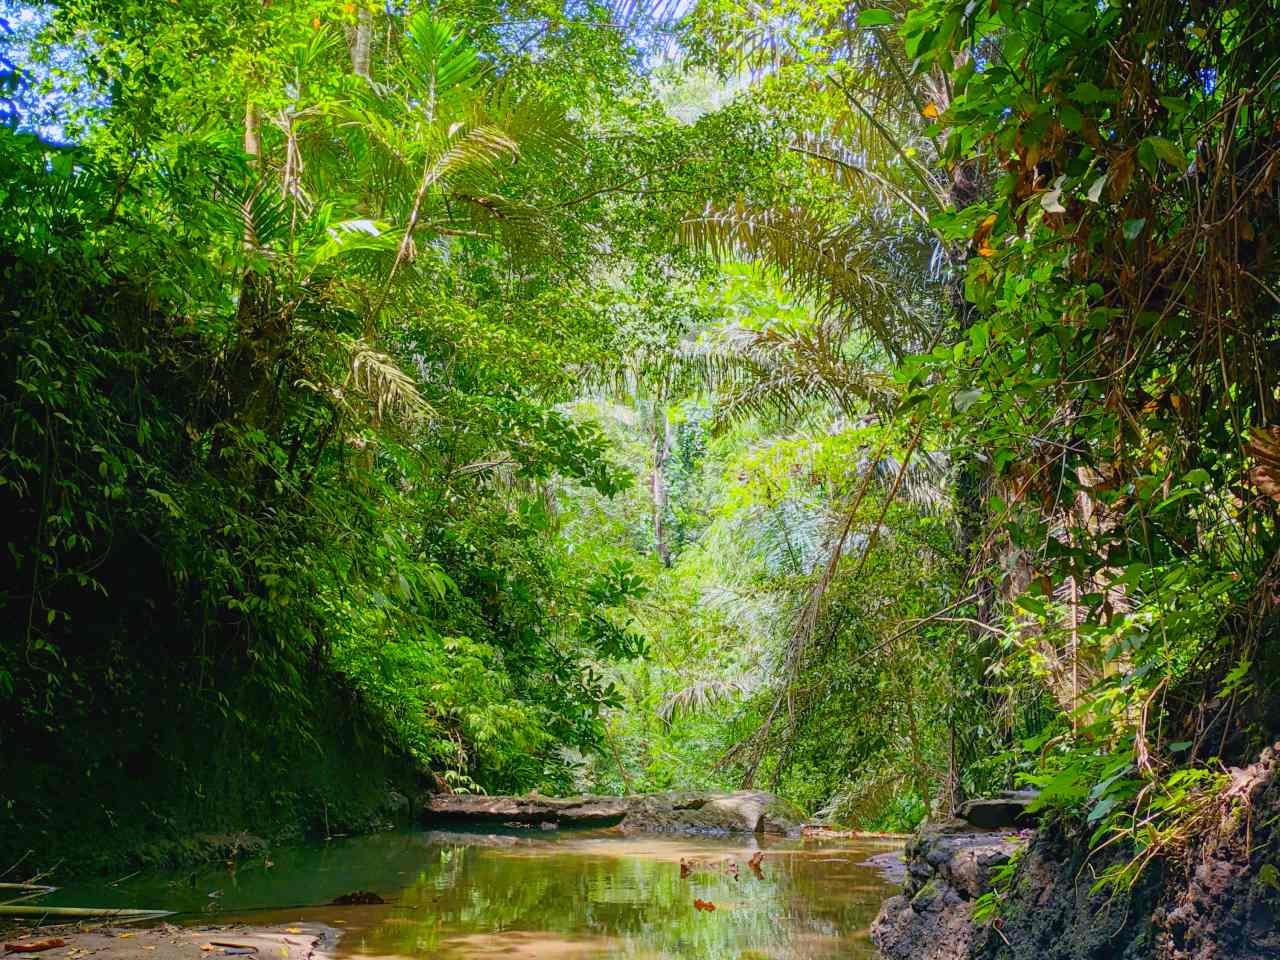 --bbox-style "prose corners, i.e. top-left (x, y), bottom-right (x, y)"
top-left (652, 408), bottom-right (673, 567)
top-left (943, 157), bottom-right (998, 814)
top-left (350, 6), bottom-right (373, 78)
